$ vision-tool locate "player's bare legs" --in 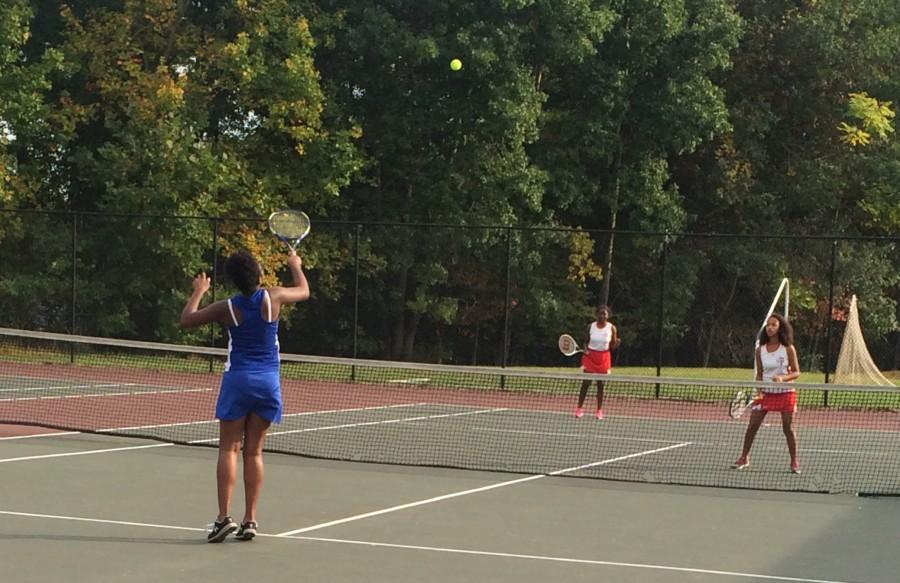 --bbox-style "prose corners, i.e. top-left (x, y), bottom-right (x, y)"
top-left (216, 418), bottom-right (245, 519)
top-left (242, 412), bottom-right (271, 524)
top-left (205, 418), bottom-right (244, 541)
top-left (734, 409), bottom-right (767, 468)
top-left (781, 411), bottom-right (799, 472)
top-left (576, 380), bottom-right (591, 416)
